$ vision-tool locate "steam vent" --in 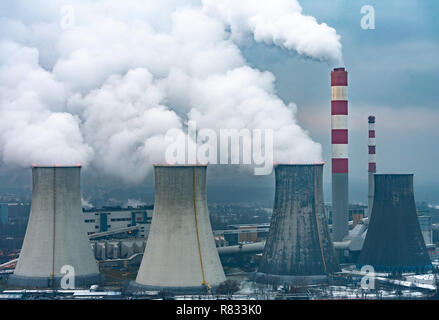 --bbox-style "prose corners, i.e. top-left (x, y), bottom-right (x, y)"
top-left (357, 174), bottom-right (432, 273)
top-left (8, 166), bottom-right (100, 288)
top-left (257, 164), bottom-right (340, 281)
top-left (128, 165), bottom-right (225, 294)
